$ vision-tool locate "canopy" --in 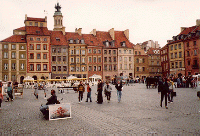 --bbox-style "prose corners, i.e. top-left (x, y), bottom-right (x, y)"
top-left (89, 74), bottom-right (102, 79)
top-left (67, 75), bottom-right (77, 79)
top-left (23, 76), bottom-right (34, 82)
